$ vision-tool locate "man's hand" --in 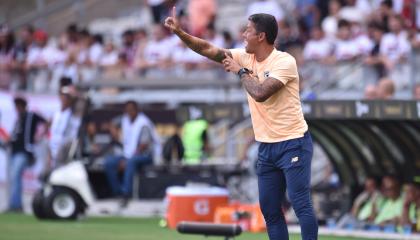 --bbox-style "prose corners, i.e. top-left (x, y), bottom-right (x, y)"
top-left (222, 53), bottom-right (241, 73)
top-left (164, 7), bottom-right (181, 33)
